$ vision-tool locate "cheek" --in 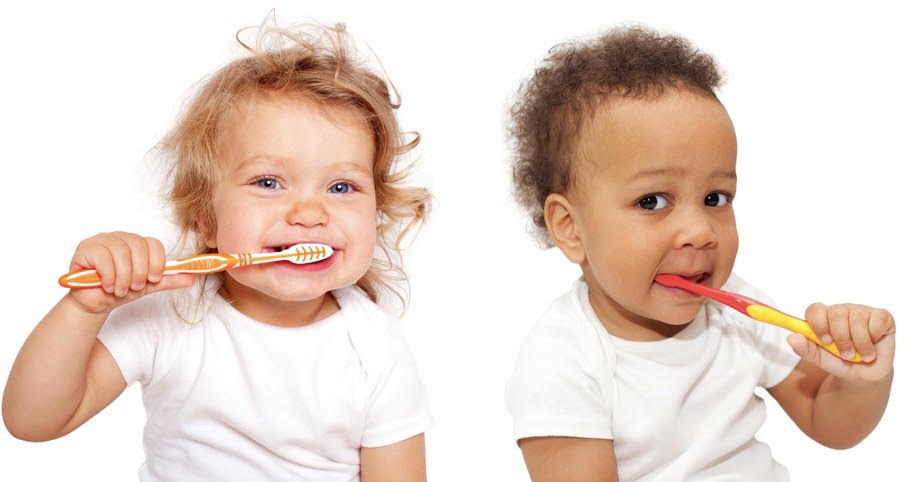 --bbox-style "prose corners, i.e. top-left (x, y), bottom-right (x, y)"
top-left (210, 202), bottom-right (268, 250)
top-left (721, 222), bottom-right (739, 261)
top-left (348, 202), bottom-right (378, 256)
